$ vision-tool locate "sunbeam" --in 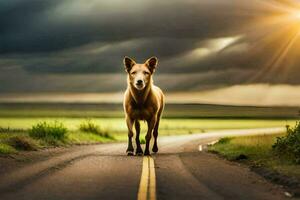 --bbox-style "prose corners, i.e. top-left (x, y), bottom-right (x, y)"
top-left (245, 0), bottom-right (300, 83)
